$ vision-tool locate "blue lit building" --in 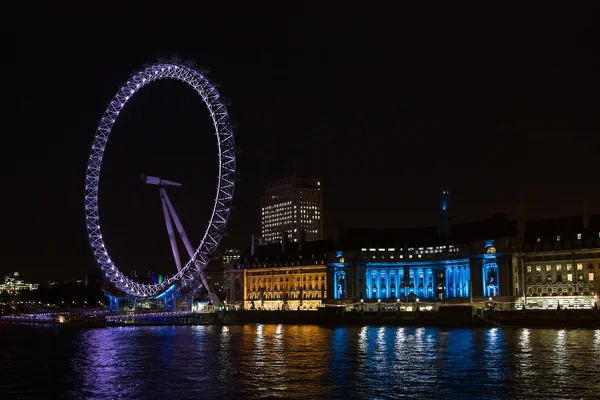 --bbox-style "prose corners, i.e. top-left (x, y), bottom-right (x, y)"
top-left (326, 190), bottom-right (518, 303)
